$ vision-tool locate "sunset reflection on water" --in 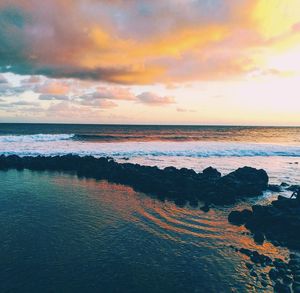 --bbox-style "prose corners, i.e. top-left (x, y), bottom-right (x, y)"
top-left (0, 169), bottom-right (294, 292)
top-left (54, 172), bottom-right (290, 263)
